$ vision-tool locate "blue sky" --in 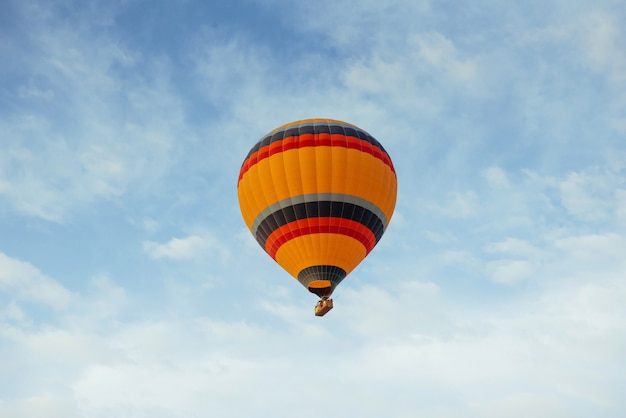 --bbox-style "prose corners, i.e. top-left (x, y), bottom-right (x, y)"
top-left (1, 0), bottom-right (625, 416)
